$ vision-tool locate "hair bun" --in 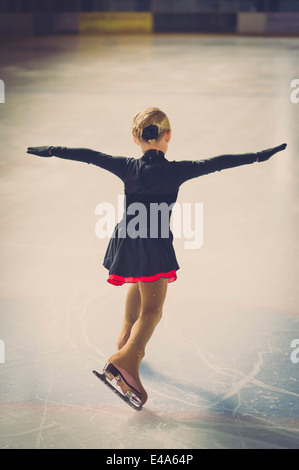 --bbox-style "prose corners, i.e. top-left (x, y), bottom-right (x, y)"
top-left (142, 124), bottom-right (159, 142)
